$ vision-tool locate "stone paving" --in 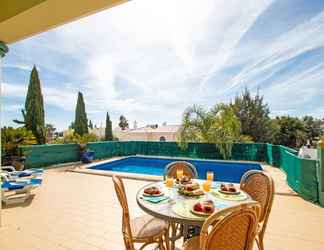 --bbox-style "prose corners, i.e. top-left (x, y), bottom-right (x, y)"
top-left (1, 167), bottom-right (324, 250)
